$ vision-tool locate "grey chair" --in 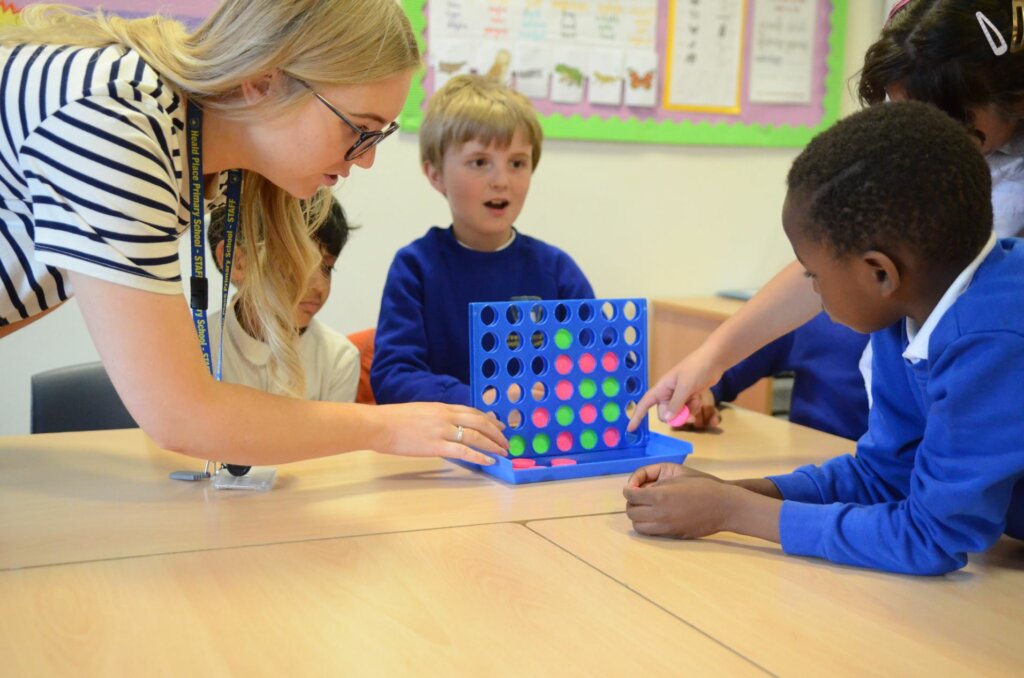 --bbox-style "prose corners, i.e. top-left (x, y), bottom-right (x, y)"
top-left (31, 361), bottom-right (138, 434)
